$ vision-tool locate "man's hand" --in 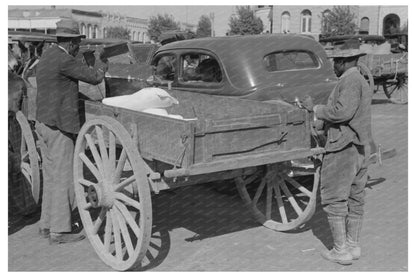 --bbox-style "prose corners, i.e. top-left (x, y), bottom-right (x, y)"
top-left (300, 96), bottom-right (314, 112)
top-left (96, 48), bottom-right (109, 63)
